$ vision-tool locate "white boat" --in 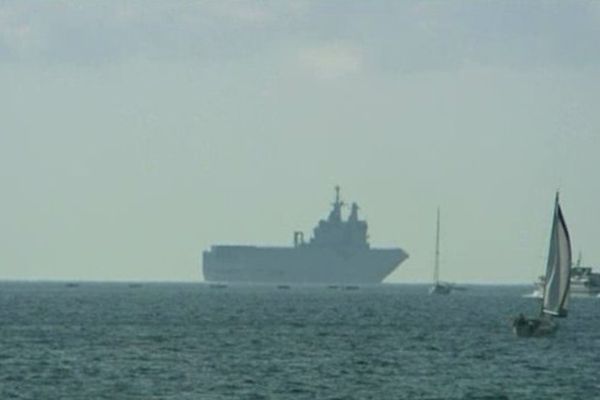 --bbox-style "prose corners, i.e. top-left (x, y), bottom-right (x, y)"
top-left (513, 193), bottom-right (572, 337)
top-left (522, 288), bottom-right (543, 299)
top-left (429, 208), bottom-right (452, 295)
top-left (570, 262), bottom-right (600, 296)
top-left (528, 252), bottom-right (600, 297)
